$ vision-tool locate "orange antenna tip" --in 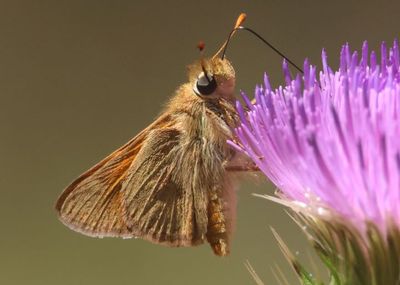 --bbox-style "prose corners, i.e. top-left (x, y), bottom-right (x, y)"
top-left (197, 41), bottom-right (206, 52)
top-left (234, 13), bottom-right (247, 29)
